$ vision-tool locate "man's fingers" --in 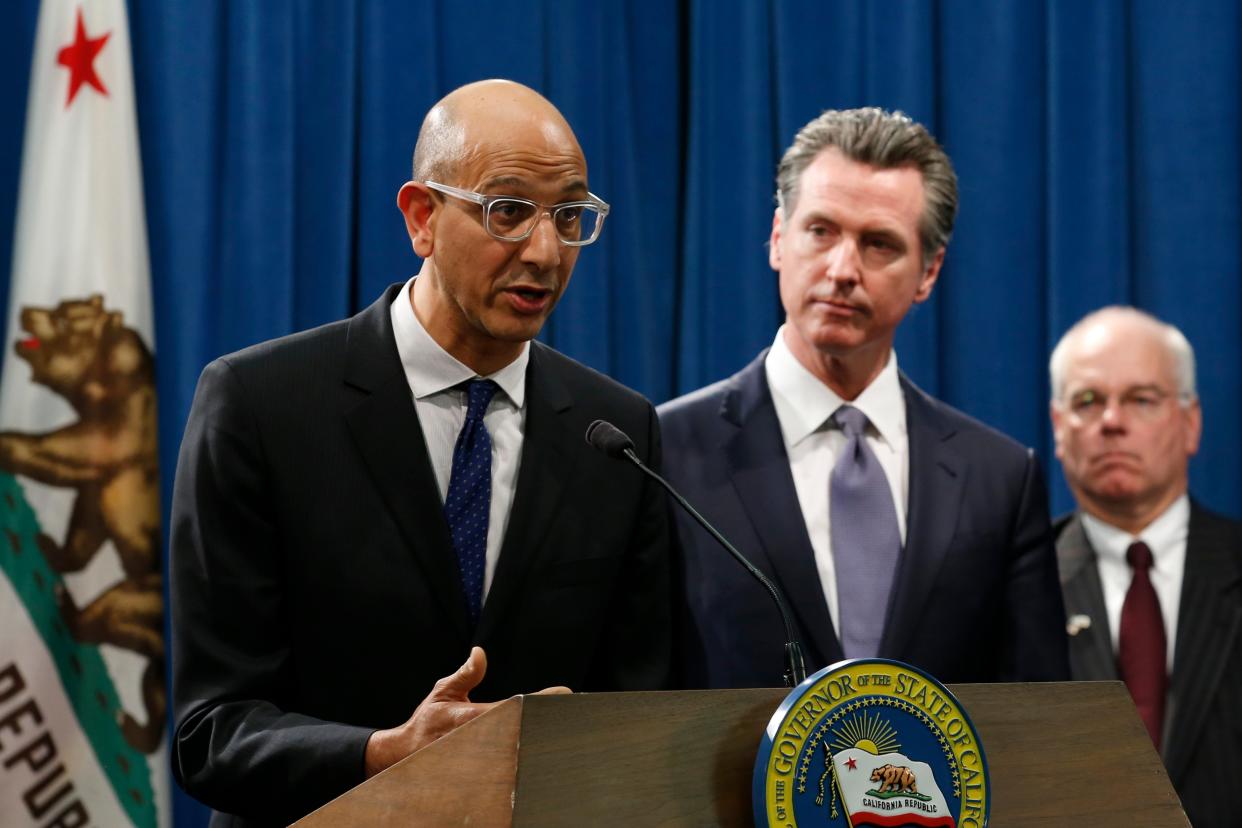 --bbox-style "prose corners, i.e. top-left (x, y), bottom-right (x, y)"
top-left (532, 685), bottom-right (572, 696)
top-left (430, 646), bottom-right (488, 700)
